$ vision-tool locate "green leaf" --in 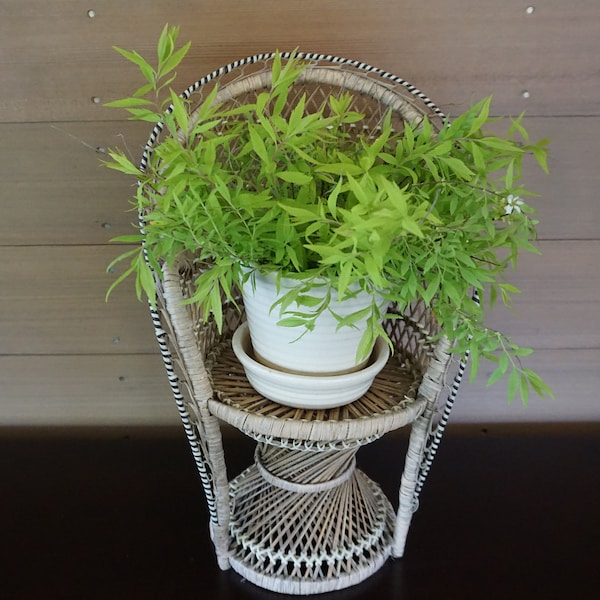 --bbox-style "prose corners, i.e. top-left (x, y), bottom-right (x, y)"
top-left (103, 97), bottom-right (154, 109)
top-left (337, 260), bottom-right (353, 298)
top-left (400, 216), bottom-right (424, 238)
top-left (508, 113), bottom-right (529, 142)
top-left (422, 155), bottom-right (440, 180)
top-left (334, 306), bottom-right (372, 330)
top-left (210, 284), bottom-right (223, 331)
top-left (169, 90), bottom-right (189, 133)
top-left (279, 203), bottom-right (319, 223)
top-left (460, 268), bottom-right (484, 288)
top-left (480, 137), bottom-right (522, 152)
top-left (123, 108), bottom-right (162, 123)
top-left (191, 84), bottom-right (221, 124)
top-left (402, 123), bottom-right (415, 154)
top-left (249, 126), bottom-right (270, 164)
top-left (489, 284), bottom-right (498, 308)
top-left (422, 273), bottom-right (440, 306)
top-left (113, 46), bottom-right (156, 84)
top-left (531, 141), bottom-right (550, 174)
top-left (519, 376), bottom-right (530, 405)
top-left (132, 82), bottom-right (155, 98)
top-left (326, 178), bottom-right (343, 219)
top-left (425, 140), bottom-right (453, 157)
top-left (137, 254), bottom-right (156, 301)
top-left (469, 141), bottom-right (486, 173)
top-left (277, 317), bottom-right (309, 328)
top-left (295, 295), bottom-right (324, 308)
top-left (443, 279), bottom-right (463, 306)
top-left (505, 159), bottom-right (515, 188)
top-left (109, 234), bottom-right (145, 244)
top-left (524, 369), bottom-right (555, 400)
top-left (316, 163), bottom-right (363, 177)
top-left (104, 151), bottom-right (141, 176)
top-left (468, 96), bottom-right (491, 136)
top-left (510, 347), bottom-right (534, 358)
top-left (271, 52), bottom-right (282, 86)
top-left (487, 355), bottom-right (509, 387)
top-left (346, 174), bottom-right (371, 205)
top-left (157, 23), bottom-right (175, 63)
top-left (469, 346), bottom-right (480, 384)
top-left (277, 171), bottom-right (313, 185)
top-left (160, 41), bottom-right (191, 77)
top-left (105, 247), bottom-right (144, 298)
top-left (106, 266), bottom-right (135, 302)
top-left (439, 156), bottom-right (474, 180)
top-left (507, 368), bottom-right (520, 403)
top-left (356, 327), bottom-right (375, 364)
